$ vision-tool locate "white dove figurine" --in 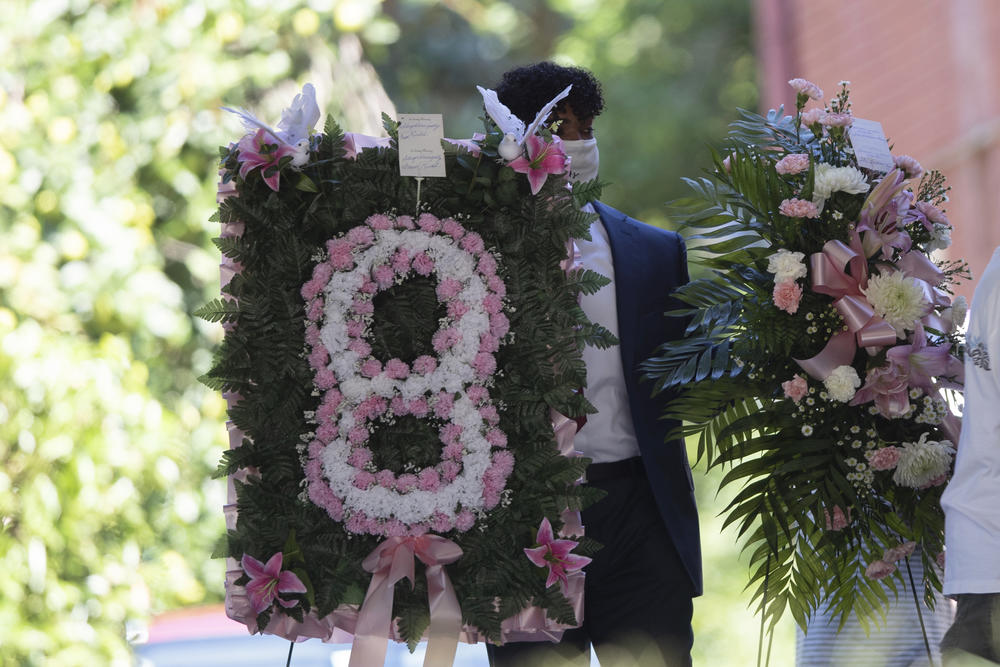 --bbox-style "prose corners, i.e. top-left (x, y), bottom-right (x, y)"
top-left (476, 84), bottom-right (572, 160)
top-left (222, 83), bottom-right (321, 169)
